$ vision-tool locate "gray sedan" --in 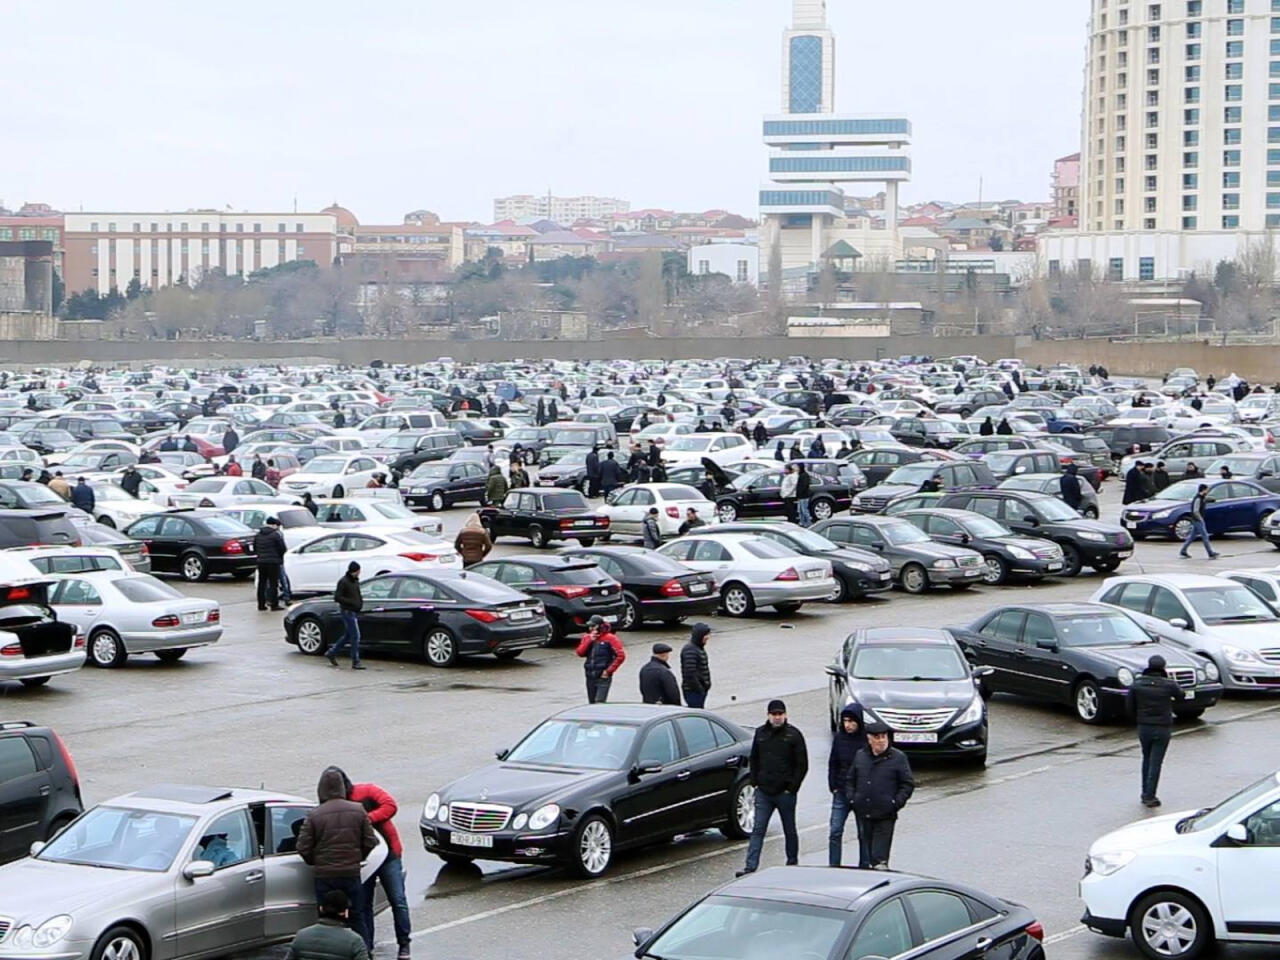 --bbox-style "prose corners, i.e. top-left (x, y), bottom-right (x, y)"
top-left (0, 784), bottom-right (384, 960)
top-left (811, 515), bottom-right (986, 594)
